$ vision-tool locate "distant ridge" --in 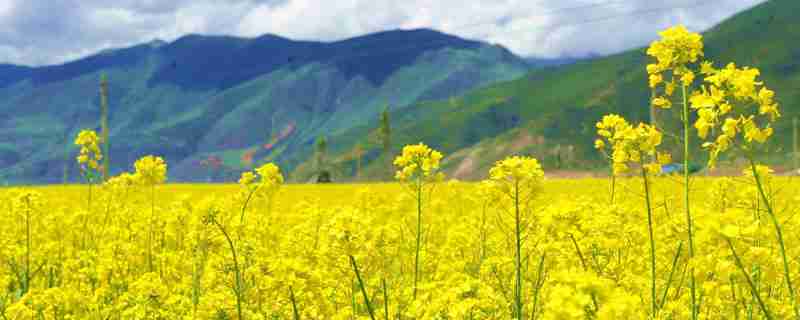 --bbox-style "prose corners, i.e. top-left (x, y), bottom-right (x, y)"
top-left (288, 0), bottom-right (800, 180)
top-left (0, 28), bottom-right (530, 183)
